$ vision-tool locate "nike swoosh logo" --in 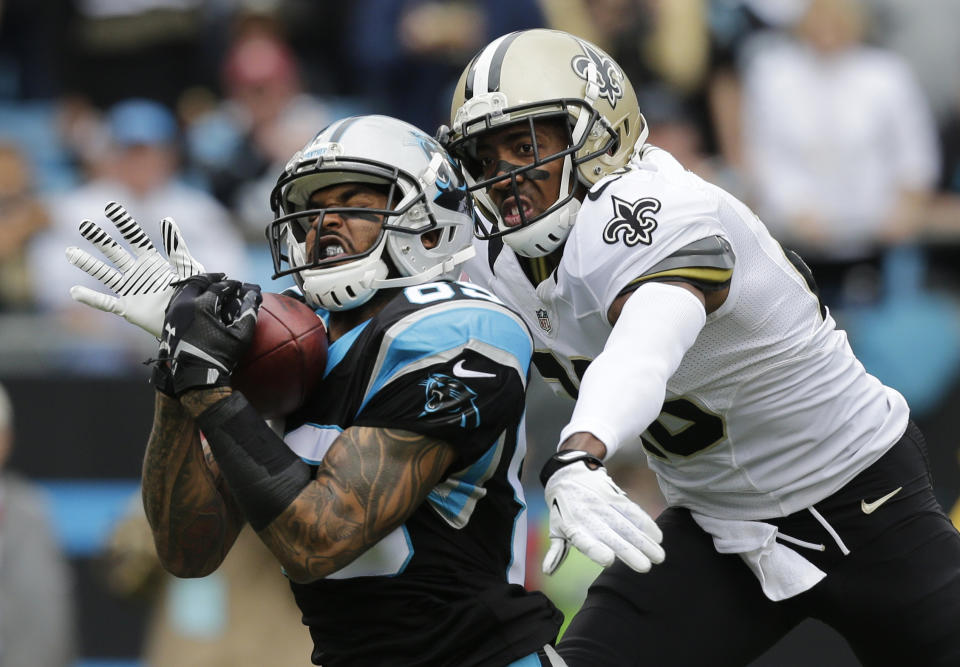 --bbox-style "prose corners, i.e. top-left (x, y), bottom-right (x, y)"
top-left (453, 359), bottom-right (496, 379)
top-left (861, 487), bottom-right (903, 514)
